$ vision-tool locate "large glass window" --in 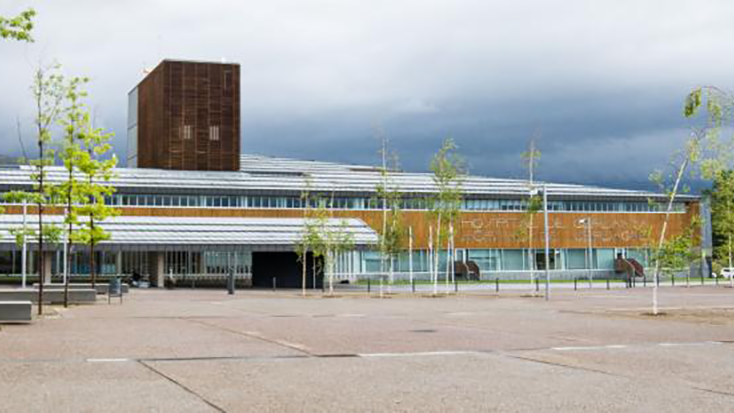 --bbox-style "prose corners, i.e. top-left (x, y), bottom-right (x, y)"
top-left (595, 248), bottom-right (616, 270)
top-left (566, 249), bottom-right (588, 270)
top-left (502, 250), bottom-right (525, 271)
